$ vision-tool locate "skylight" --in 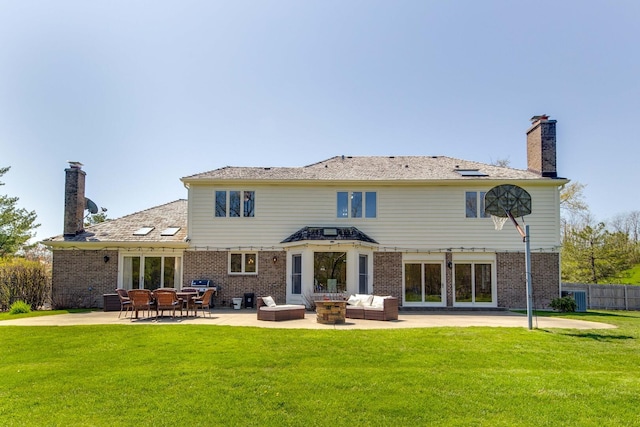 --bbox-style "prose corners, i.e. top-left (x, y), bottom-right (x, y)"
top-left (455, 169), bottom-right (488, 177)
top-left (133, 226), bottom-right (154, 236)
top-left (161, 226), bottom-right (181, 236)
